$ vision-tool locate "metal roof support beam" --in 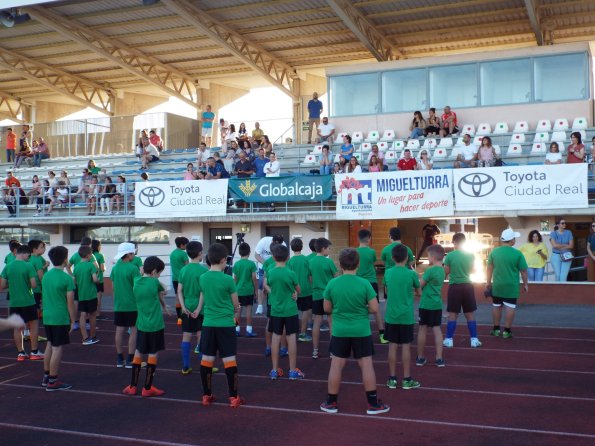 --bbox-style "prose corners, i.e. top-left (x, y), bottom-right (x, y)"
top-left (0, 91), bottom-right (28, 123)
top-left (160, 0), bottom-right (298, 99)
top-left (25, 6), bottom-right (200, 109)
top-left (523, 0), bottom-right (544, 46)
top-left (0, 46), bottom-right (113, 115)
top-left (326, 0), bottom-right (402, 61)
